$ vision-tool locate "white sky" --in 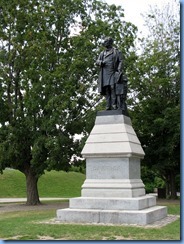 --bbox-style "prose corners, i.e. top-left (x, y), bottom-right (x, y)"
top-left (105, 0), bottom-right (177, 36)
